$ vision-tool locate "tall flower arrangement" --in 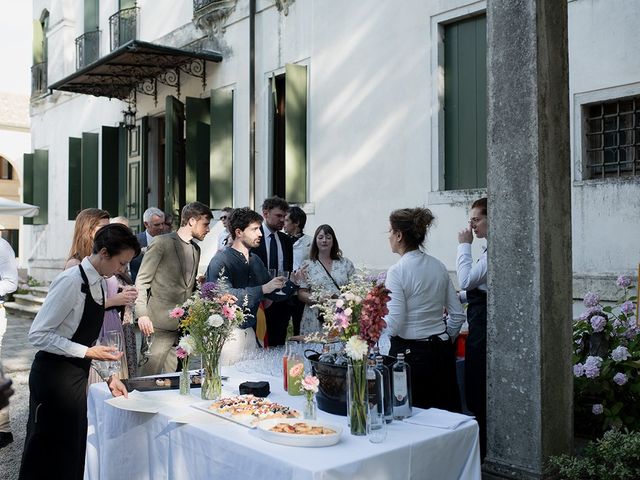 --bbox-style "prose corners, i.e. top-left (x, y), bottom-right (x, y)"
top-left (572, 275), bottom-right (639, 436)
top-left (173, 278), bottom-right (248, 399)
top-left (316, 271), bottom-right (390, 435)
